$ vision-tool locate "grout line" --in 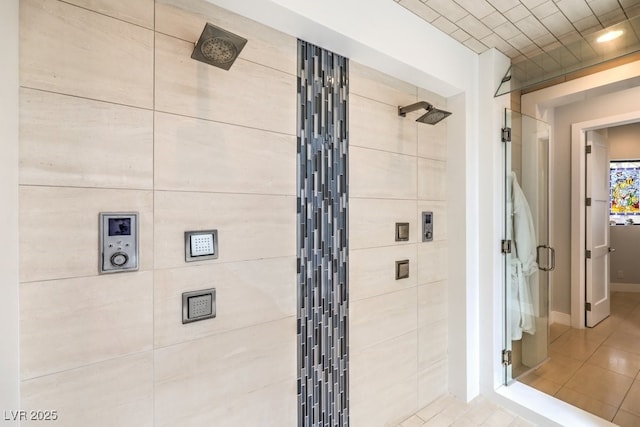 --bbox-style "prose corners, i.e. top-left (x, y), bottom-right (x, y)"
top-left (152, 1), bottom-right (157, 423)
